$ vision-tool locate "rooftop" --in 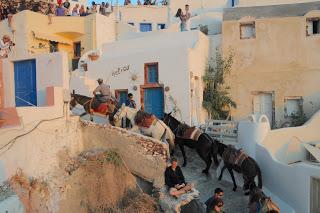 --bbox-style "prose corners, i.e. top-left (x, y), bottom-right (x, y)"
top-left (223, 1), bottom-right (320, 21)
